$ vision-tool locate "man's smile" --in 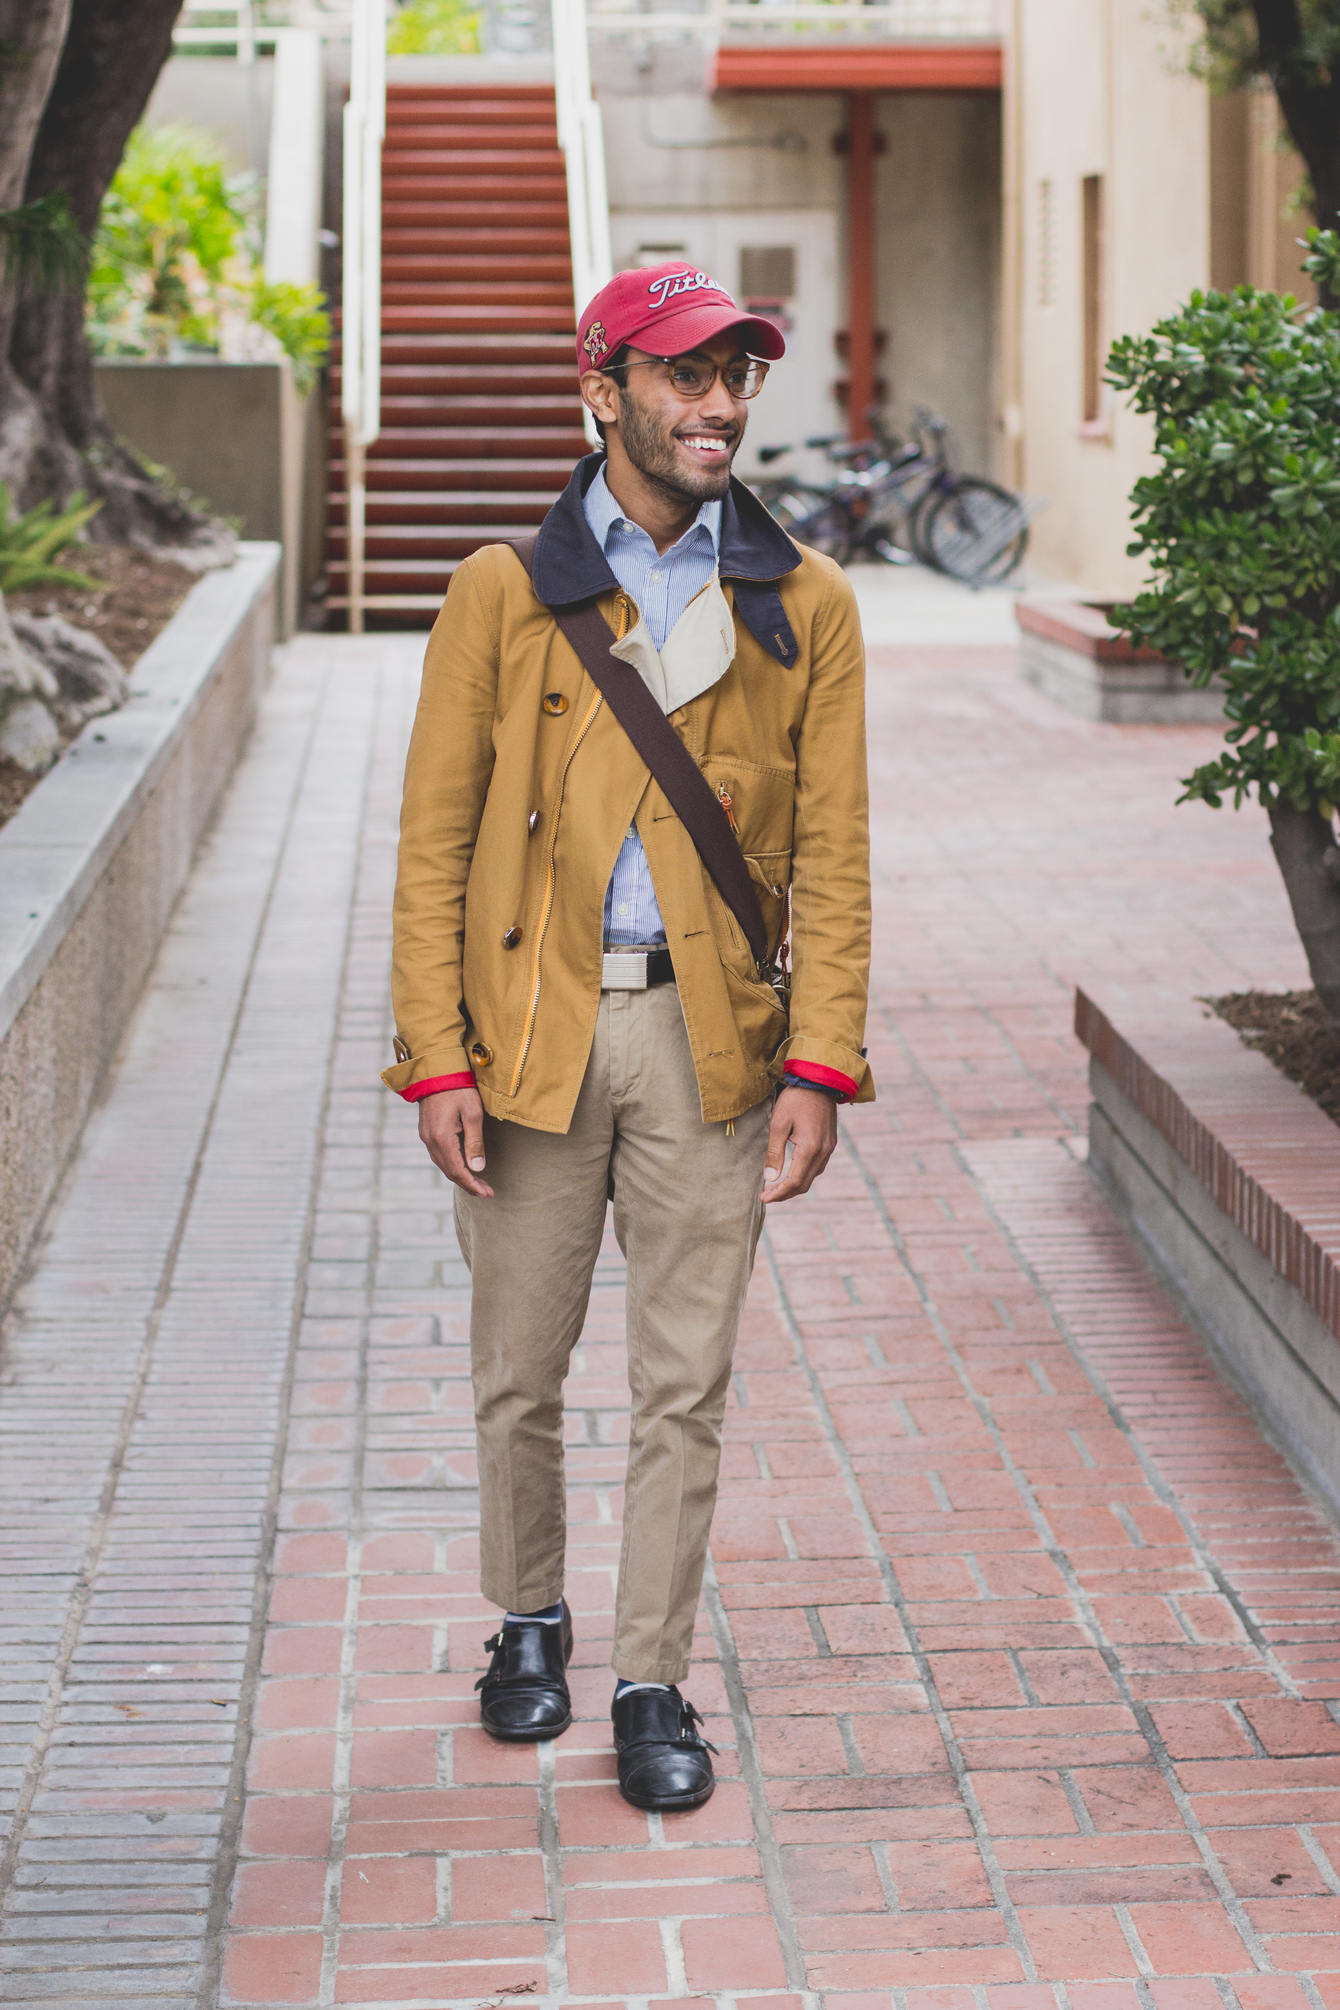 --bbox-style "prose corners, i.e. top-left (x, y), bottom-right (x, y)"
top-left (675, 429), bottom-right (736, 462)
